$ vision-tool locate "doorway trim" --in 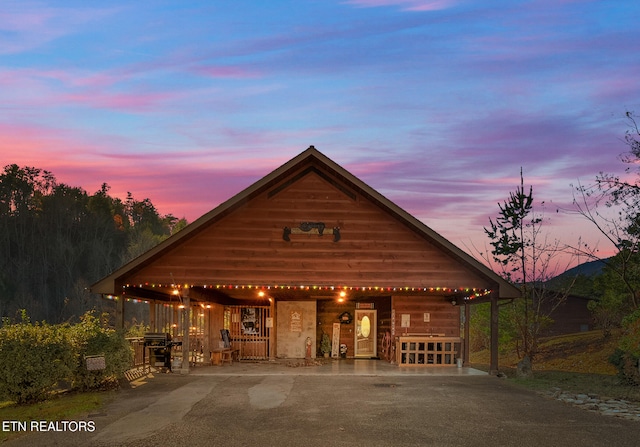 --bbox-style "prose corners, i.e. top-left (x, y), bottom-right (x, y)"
top-left (354, 309), bottom-right (377, 358)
